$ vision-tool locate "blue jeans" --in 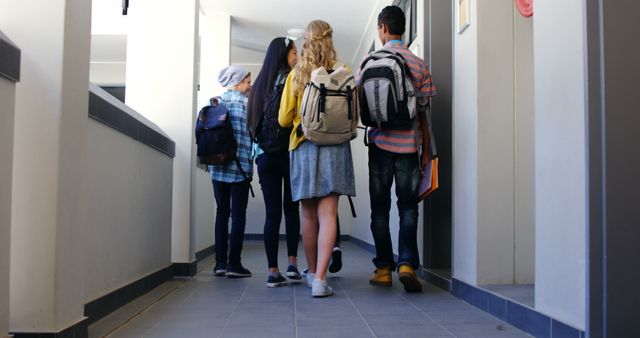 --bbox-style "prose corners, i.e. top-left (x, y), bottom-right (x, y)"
top-left (368, 144), bottom-right (421, 270)
top-left (256, 152), bottom-right (300, 268)
top-left (213, 179), bottom-right (250, 265)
